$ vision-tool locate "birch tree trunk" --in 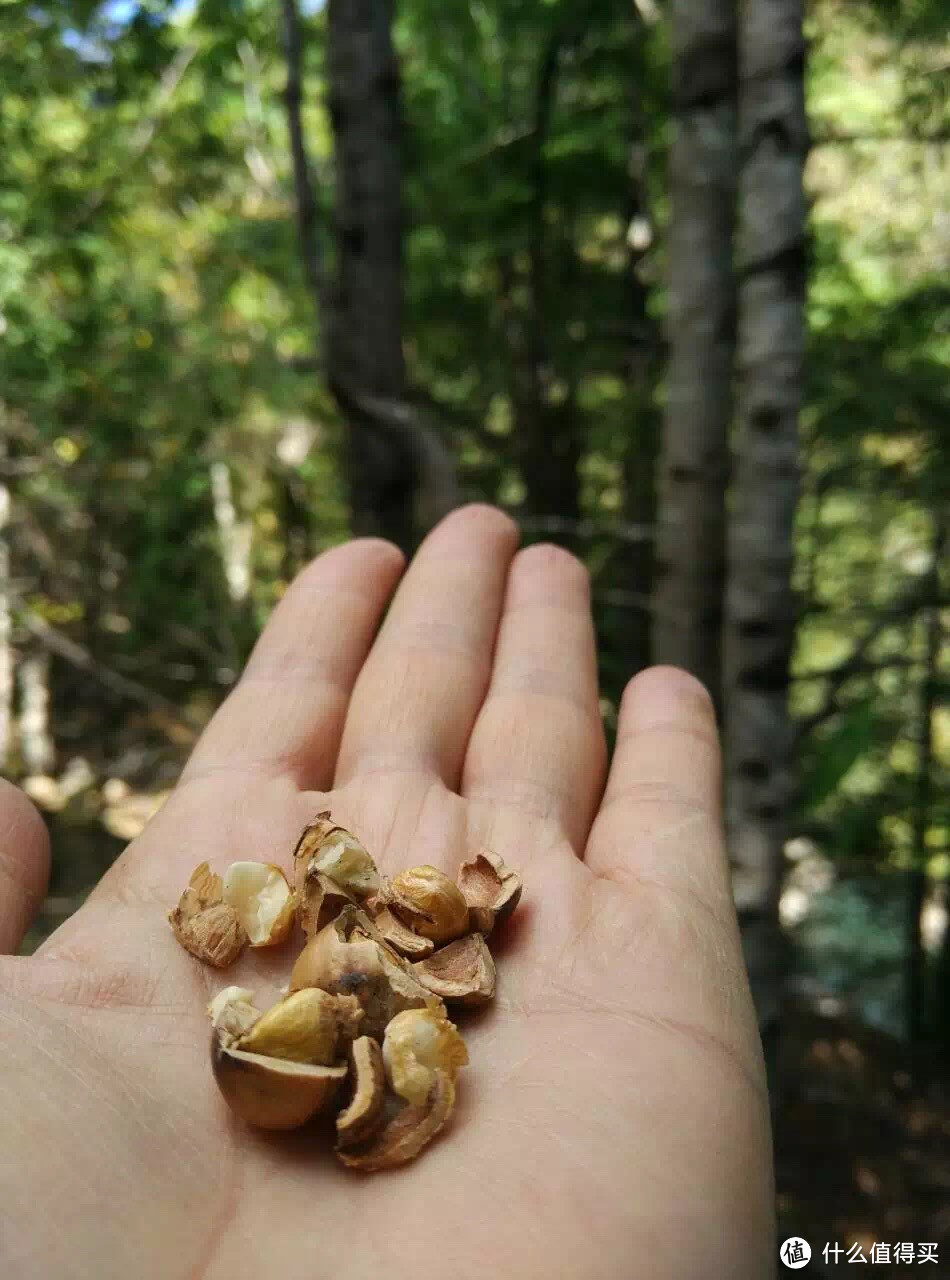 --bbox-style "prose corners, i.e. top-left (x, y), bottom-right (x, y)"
top-left (0, 467), bottom-right (12, 771)
top-left (724, 0), bottom-right (808, 1033)
top-left (907, 516), bottom-right (944, 1061)
top-left (17, 652), bottom-right (54, 777)
top-left (651, 0), bottom-right (737, 706)
top-left (209, 461), bottom-right (252, 605)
